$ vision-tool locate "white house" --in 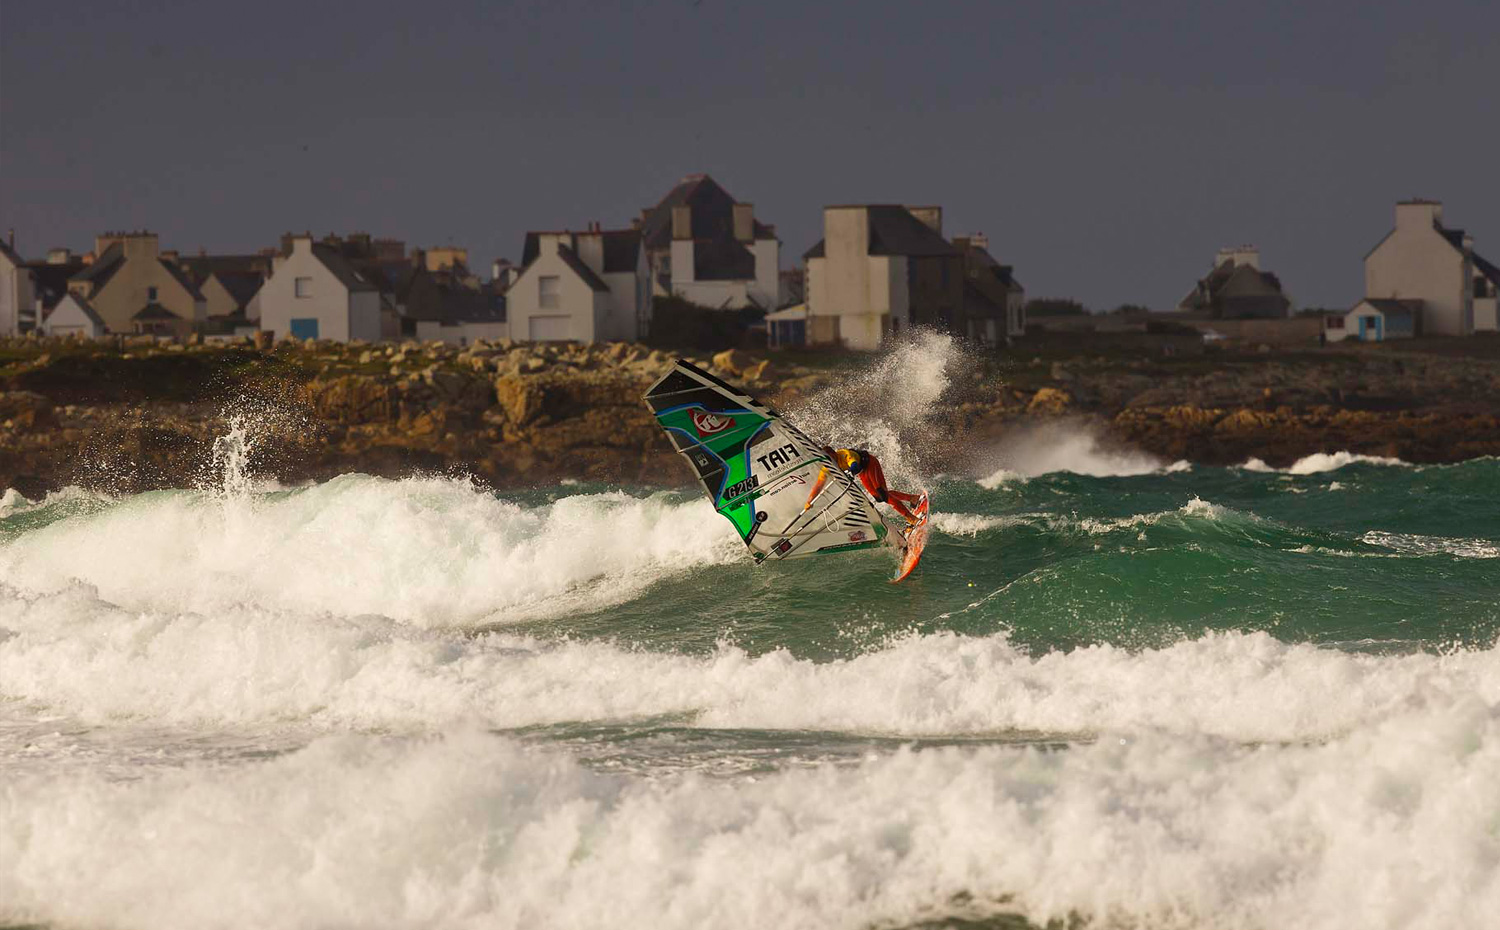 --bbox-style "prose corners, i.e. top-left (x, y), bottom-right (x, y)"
top-left (0, 239), bottom-right (32, 336)
top-left (803, 205), bottom-right (962, 350)
top-left (638, 175), bottom-right (779, 310)
top-left (41, 292), bottom-right (107, 339)
top-left (508, 227), bottom-right (648, 343)
top-left (258, 236), bottom-right (383, 342)
top-left (1364, 200), bottom-right (1500, 336)
top-left (1326, 298), bottom-right (1422, 343)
